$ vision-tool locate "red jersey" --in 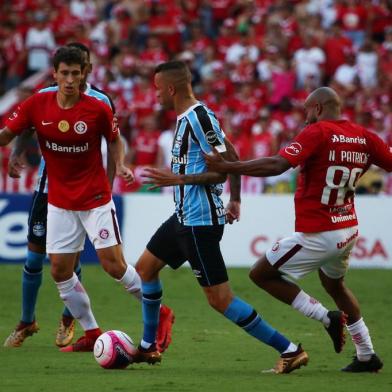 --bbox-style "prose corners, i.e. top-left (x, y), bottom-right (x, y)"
top-left (279, 120), bottom-right (392, 232)
top-left (6, 91), bottom-right (118, 210)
